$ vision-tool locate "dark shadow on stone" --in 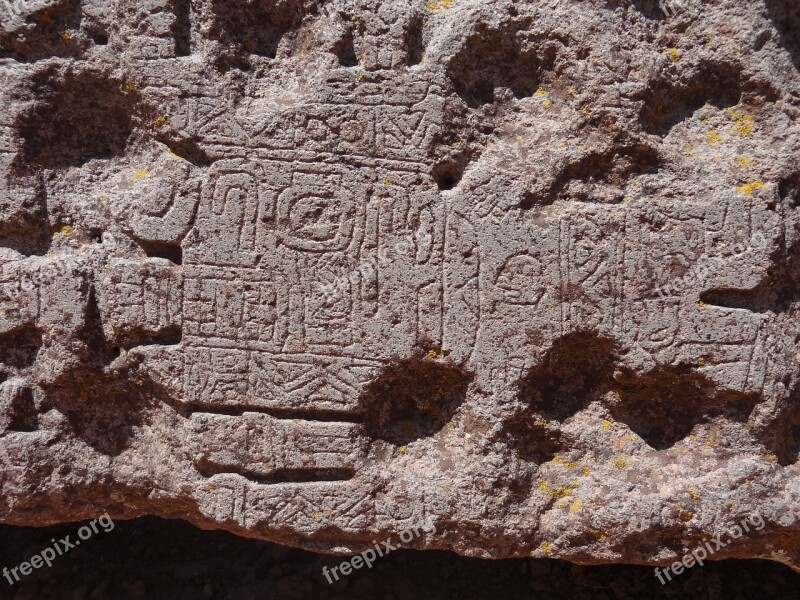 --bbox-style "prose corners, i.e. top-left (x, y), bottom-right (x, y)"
top-left (446, 20), bottom-right (558, 108)
top-left (605, 0), bottom-right (665, 20)
top-left (701, 181), bottom-right (800, 314)
top-left (45, 371), bottom-right (163, 457)
top-left (8, 385), bottom-right (38, 432)
top-left (15, 68), bottom-right (140, 170)
top-left (0, 326), bottom-right (42, 370)
top-left (639, 62), bottom-right (745, 137)
top-left (361, 348), bottom-right (473, 445)
top-left (0, 0), bottom-right (87, 61)
top-left (0, 173), bottom-right (52, 256)
top-left (610, 365), bottom-right (760, 451)
top-left (404, 13), bottom-right (425, 66)
top-left (504, 416), bottom-right (566, 465)
top-left (765, 0), bottom-right (800, 69)
top-left (517, 331), bottom-right (618, 421)
top-left (516, 331), bottom-right (762, 451)
top-left (208, 0), bottom-right (308, 62)
top-left (2, 517), bottom-right (800, 599)
top-left (539, 140), bottom-right (660, 205)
